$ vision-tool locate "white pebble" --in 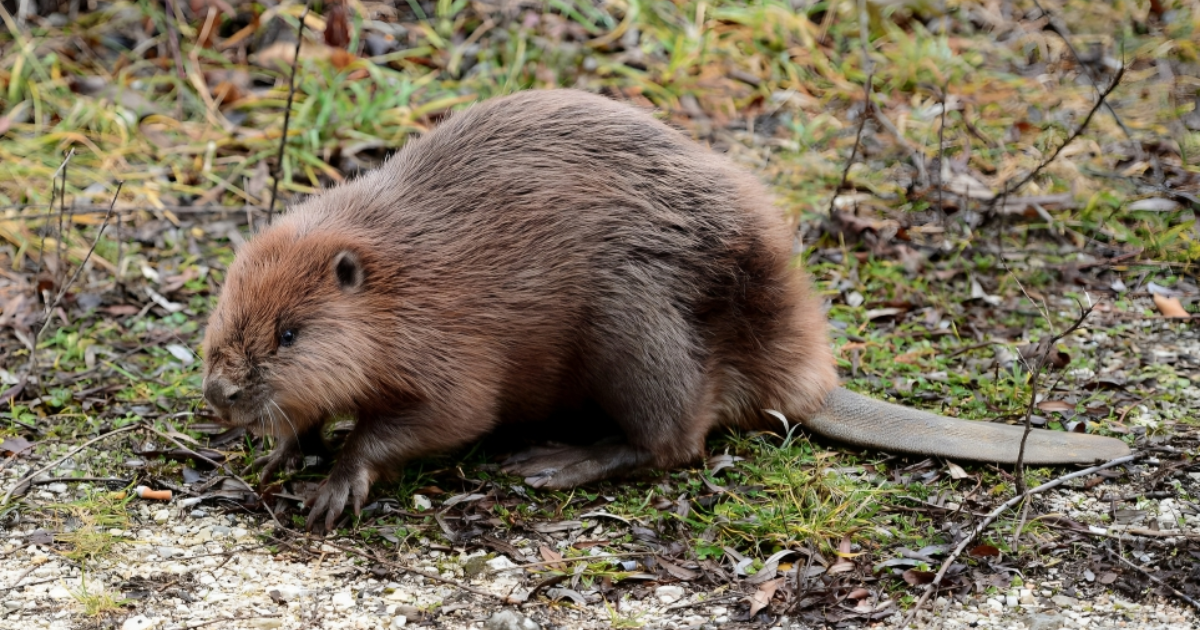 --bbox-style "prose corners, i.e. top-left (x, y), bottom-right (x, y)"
top-left (655, 584), bottom-right (685, 604)
top-left (331, 591), bottom-right (355, 610)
